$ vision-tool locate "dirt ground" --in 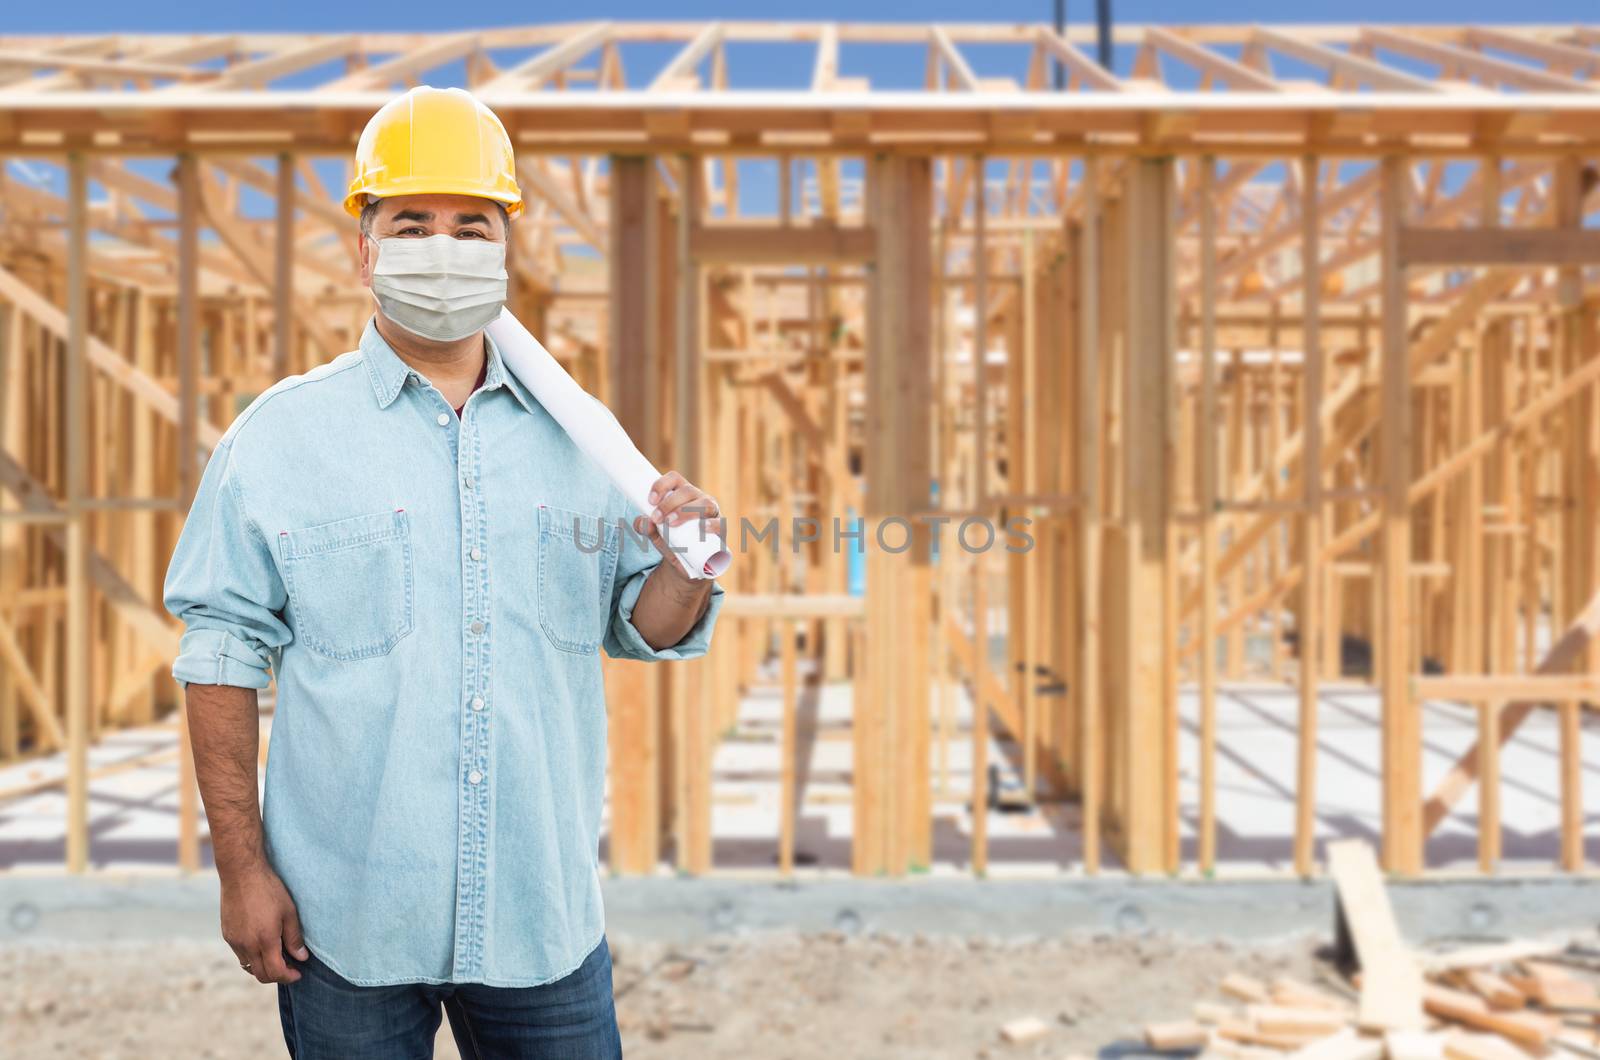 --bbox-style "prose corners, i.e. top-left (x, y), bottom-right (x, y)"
top-left (1, 930), bottom-right (1322, 1058)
